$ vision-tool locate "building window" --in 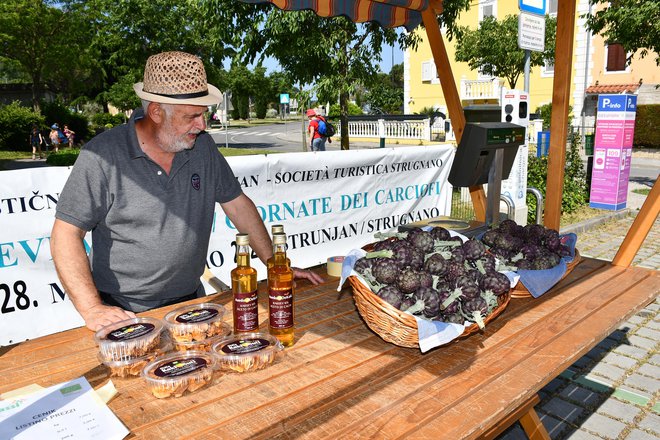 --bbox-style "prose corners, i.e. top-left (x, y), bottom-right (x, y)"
top-left (479, 0), bottom-right (497, 22)
top-left (543, 59), bottom-right (554, 75)
top-left (606, 43), bottom-right (626, 72)
top-left (421, 60), bottom-right (438, 82)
